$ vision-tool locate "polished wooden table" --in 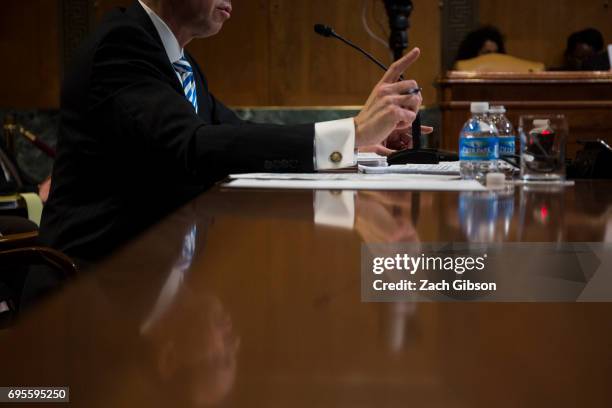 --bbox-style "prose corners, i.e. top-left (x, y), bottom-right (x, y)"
top-left (2, 181), bottom-right (612, 407)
